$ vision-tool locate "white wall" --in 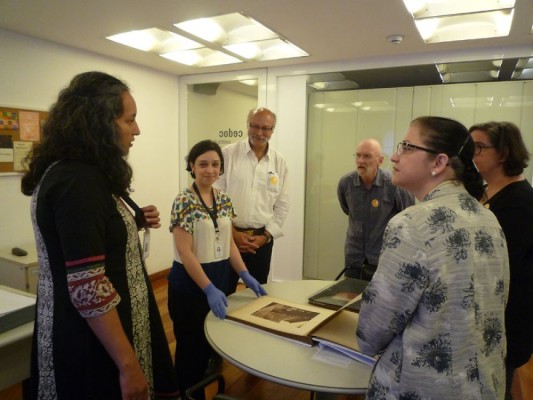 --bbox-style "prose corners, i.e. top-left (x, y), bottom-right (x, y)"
top-left (0, 29), bottom-right (180, 274)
